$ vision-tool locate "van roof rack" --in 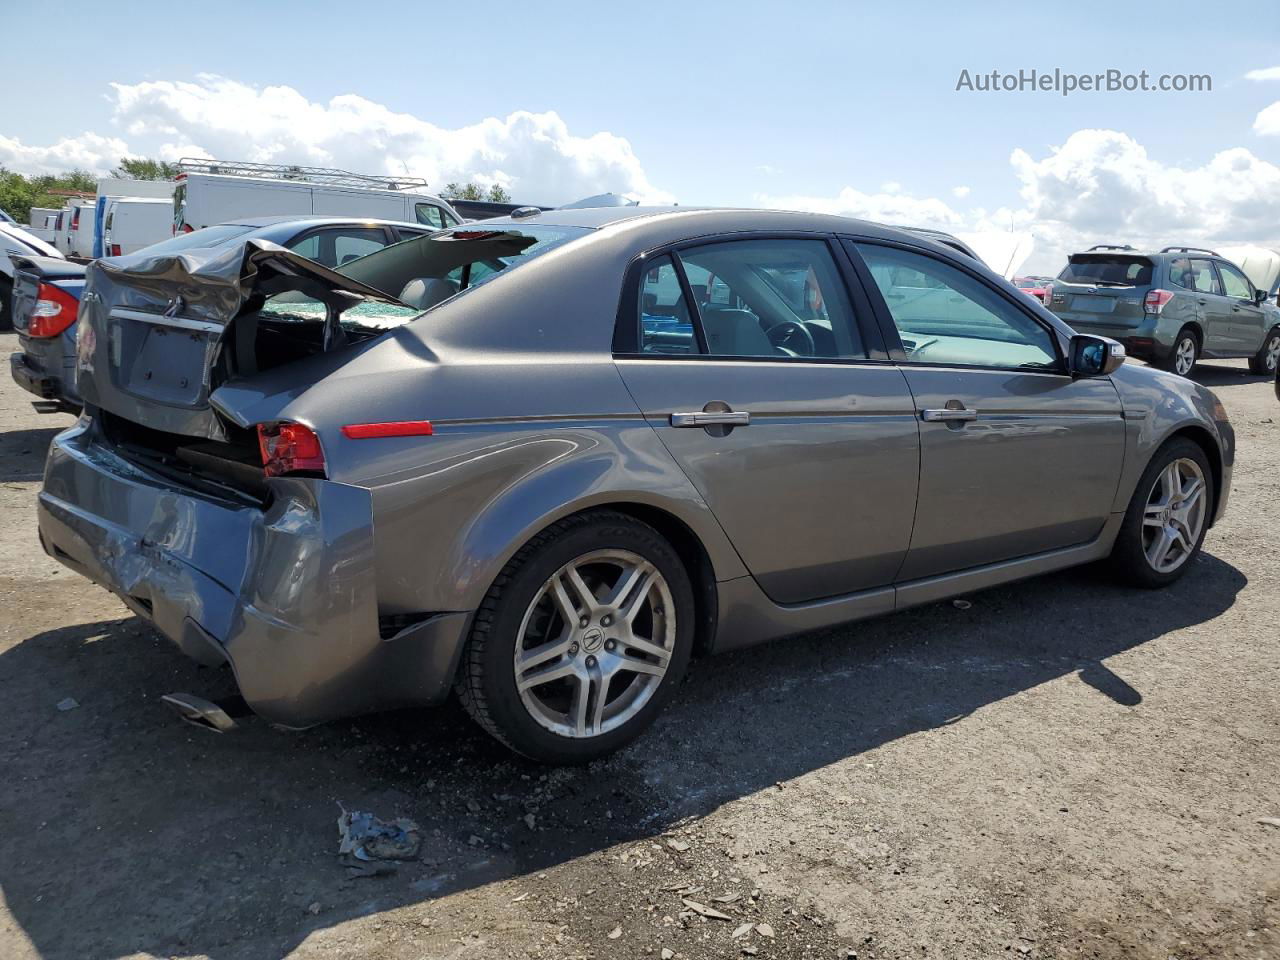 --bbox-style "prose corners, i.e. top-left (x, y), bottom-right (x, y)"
top-left (175, 158), bottom-right (430, 191)
top-left (1160, 245), bottom-right (1220, 256)
top-left (1085, 244), bottom-right (1137, 252)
